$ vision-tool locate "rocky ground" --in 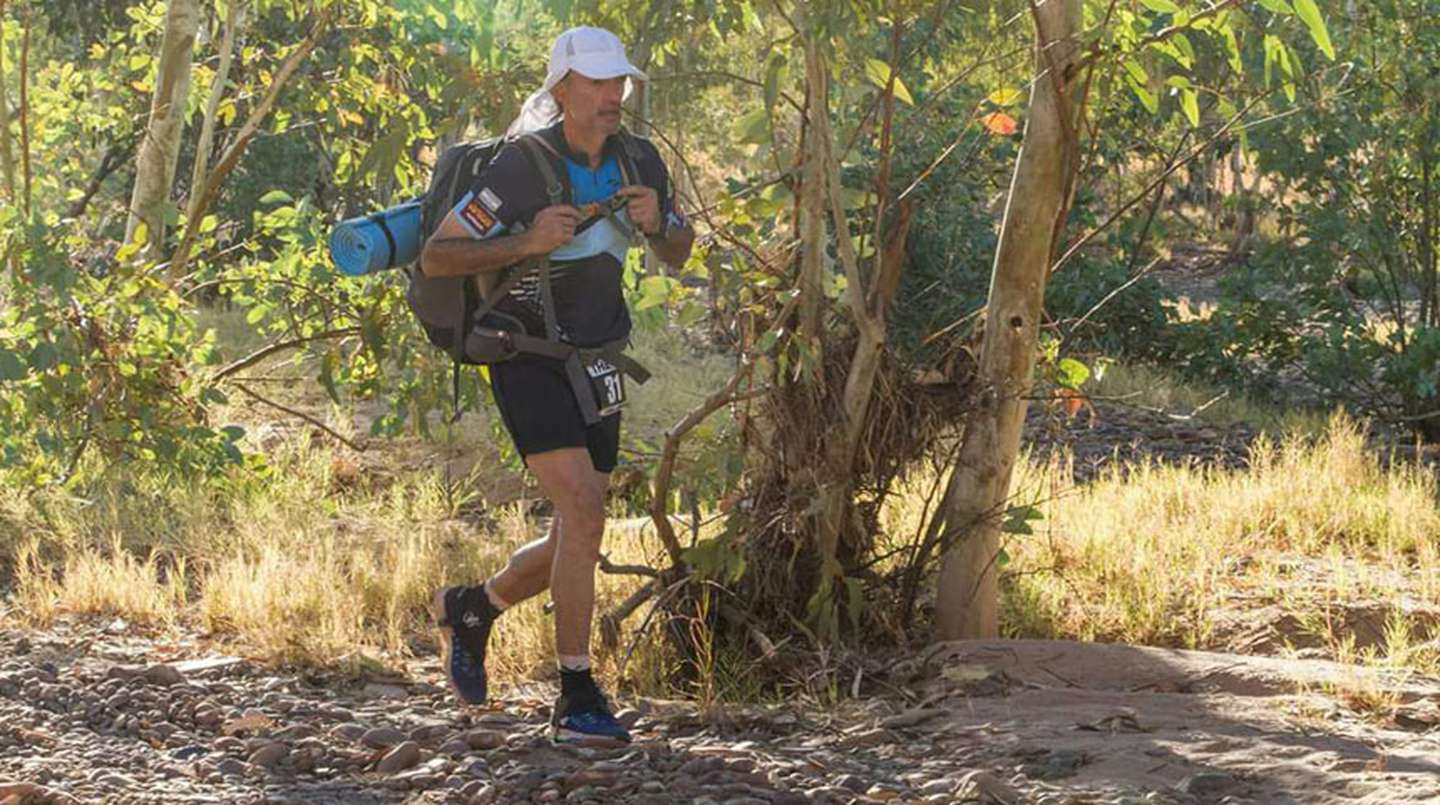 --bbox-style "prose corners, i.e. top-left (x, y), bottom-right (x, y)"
top-left (3, 621), bottom-right (1439, 805)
